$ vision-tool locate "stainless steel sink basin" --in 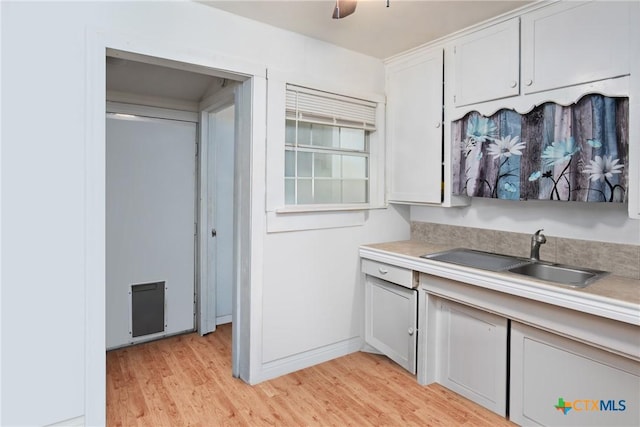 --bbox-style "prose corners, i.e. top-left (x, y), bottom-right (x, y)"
top-left (507, 262), bottom-right (609, 288)
top-left (422, 248), bottom-right (609, 287)
top-left (421, 248), bottom-right (530, 271)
